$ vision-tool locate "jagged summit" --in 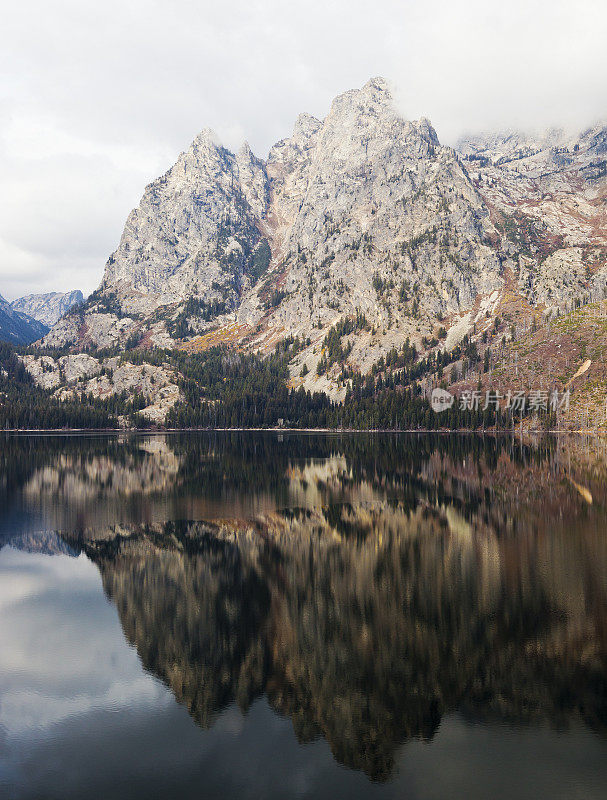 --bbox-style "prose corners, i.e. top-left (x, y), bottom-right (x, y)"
top-left (291, 112), bottom-right (322, 140)
top-left (329, 75), bottom-right (394, 111)
top-left (415, 117), bottom-right (440, 145)
top-left (189, 127), bottom-right (221, 150)
top-left (38, 77), bottom-right (607, 405)
top-left (41, 77), bottom-right (504, 362)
